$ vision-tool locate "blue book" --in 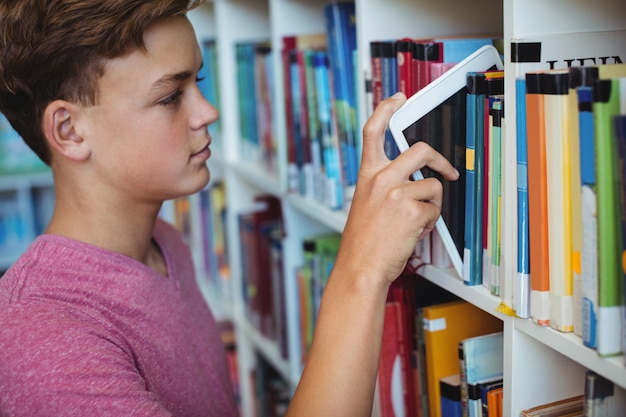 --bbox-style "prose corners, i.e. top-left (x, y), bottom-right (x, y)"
top-left (324, 2), bottom-right (359, 198)
top-left (579, 85), bottom-right (599, 350)
top-left (489, 98), bottom-right (503, 297)
top-left (515, 78), bottom-right (531, 318)
top-left (463, 72), bottom-right (489, 286)
top-left (480, 379), bottom-right (503, 417)
top-left (437, 37), bottom-right (499, 64)
top-left (440, 374), bottom-right (462, 417)
top-left (380, 40), bottom-right (400, 160)
top-left (459, 332), bottom-right (504, 417)
top-left (313, 51), bottom-right (344, 210)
